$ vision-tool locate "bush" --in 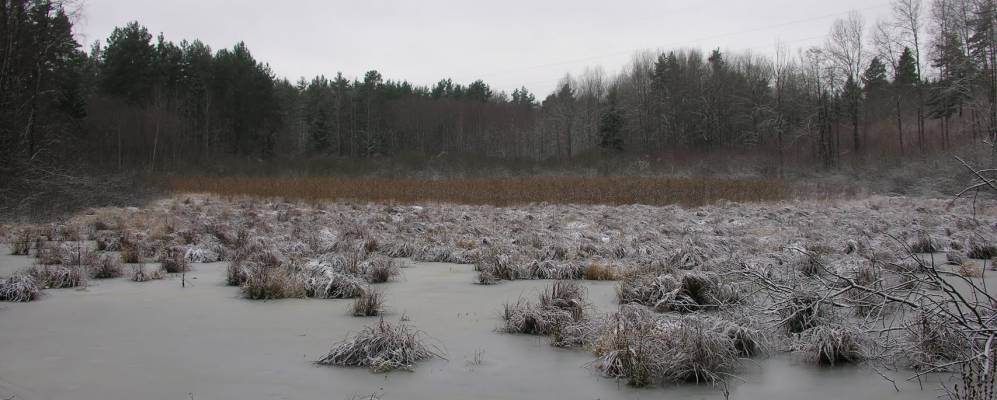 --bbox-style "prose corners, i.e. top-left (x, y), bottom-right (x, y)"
top-left (159, 247), bottom-right (190, 273)
top-left (89, 253), bottom-right (124, 279)
top-left (352, 289), bottom-right (384, 317)
top-left (10, 230), bottom-right (32, 255)
top-left (120, 241), bottom-right (143, 263)
top-left (0, 275), bottom-right (41, 302)
top-left (316, 319), bottom-right (438, 372)
top-left (130, 264), bottom-right (164, 282)
top-left (28, 264), bottom-right (86, 289)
